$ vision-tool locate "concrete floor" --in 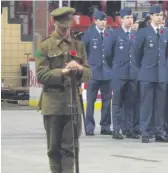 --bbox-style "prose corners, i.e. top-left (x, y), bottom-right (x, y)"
top-left (1, 110), bottom-right (168, 173)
